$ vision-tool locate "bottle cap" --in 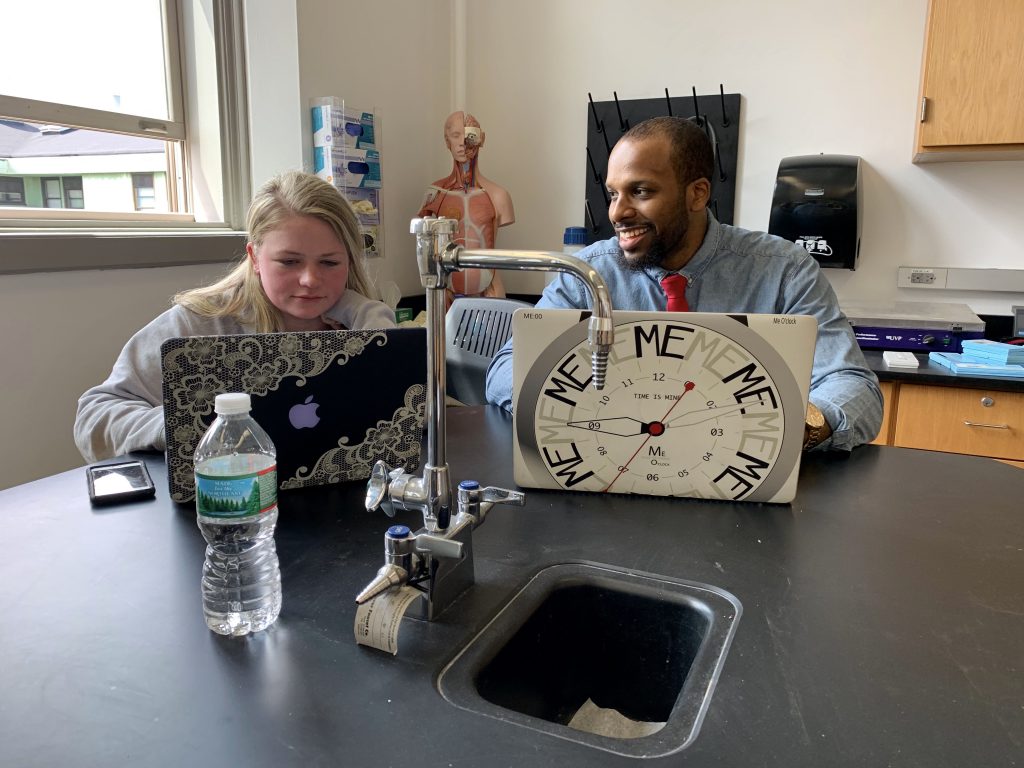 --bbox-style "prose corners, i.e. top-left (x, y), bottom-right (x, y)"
top-left (563, 226), bottom-right (588, 246)
top-left (214, 392), bottom-right (251, 415)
